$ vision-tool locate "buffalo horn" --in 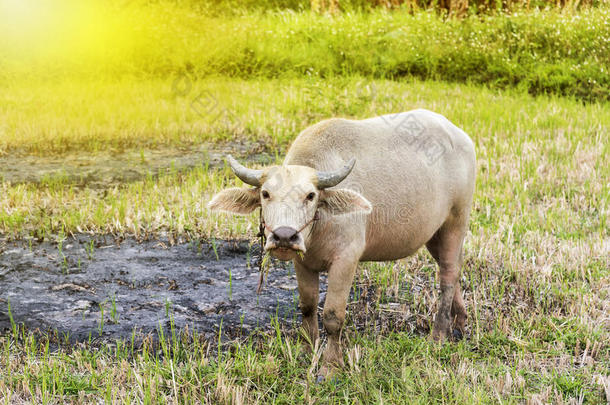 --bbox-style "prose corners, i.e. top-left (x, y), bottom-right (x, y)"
top-left (316, 158), bottom-right (356, 189)
top-left (226, 155), bottom-right (263, 187)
